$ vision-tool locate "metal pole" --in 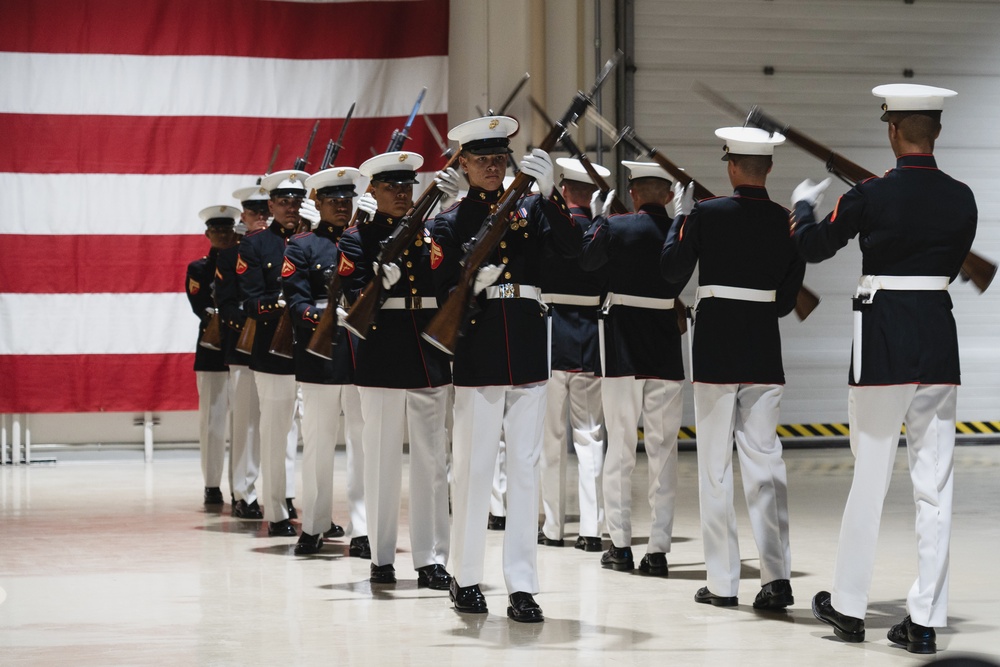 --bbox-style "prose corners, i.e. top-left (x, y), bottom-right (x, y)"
top-left (1, 414), bottom-right (8, 465)
top-left (594, 0), bottom-right (604, 165)
top-left (143, 411), bottom-right (154, 463)
top-left (12, 413), bottom-right (22, 465)
top-left (24, 414), bottom-right (31, 464)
